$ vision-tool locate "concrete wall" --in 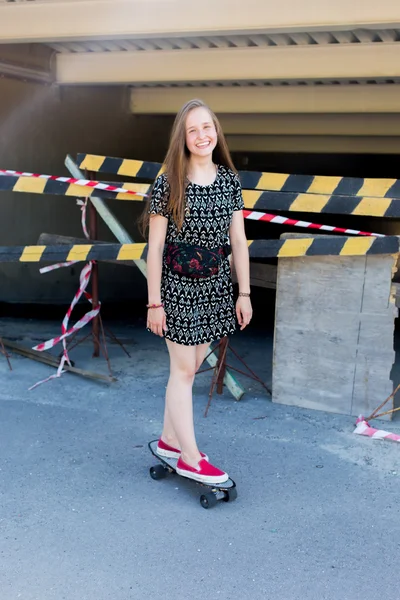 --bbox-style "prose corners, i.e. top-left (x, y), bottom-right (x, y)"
top-left (0, 78), bottom-right (173, 304)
